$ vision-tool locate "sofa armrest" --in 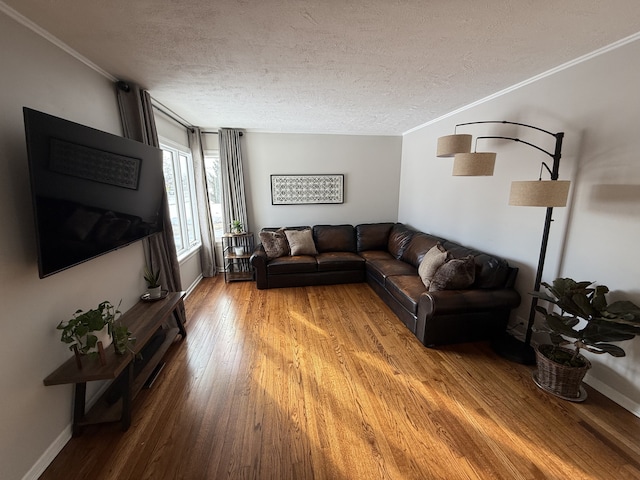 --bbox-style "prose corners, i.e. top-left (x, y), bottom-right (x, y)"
top-left (418, 288), bottom-right (521, 317)
top-left (416, 288), bottom-right (521, 347)
top-left (250, 246), bottom-right (268, 289)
